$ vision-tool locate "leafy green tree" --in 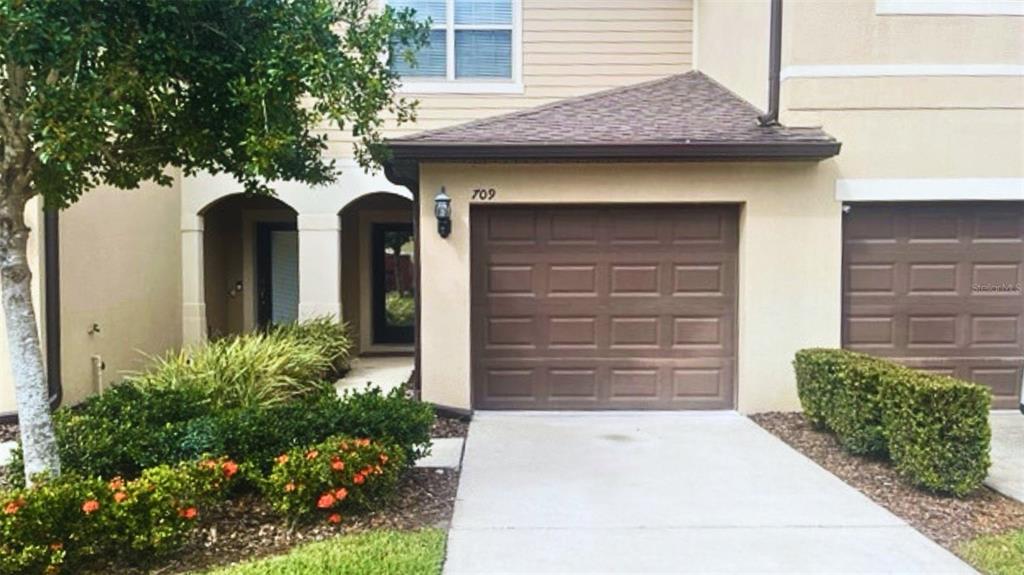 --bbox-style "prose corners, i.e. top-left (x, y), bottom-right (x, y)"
top-left (0, 0), bottom-right (426, 483)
